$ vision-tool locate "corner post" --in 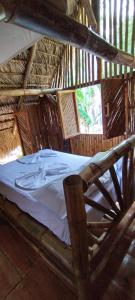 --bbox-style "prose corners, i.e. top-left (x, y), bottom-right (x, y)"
top-left (63, 175), bottom-right (89, 300)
